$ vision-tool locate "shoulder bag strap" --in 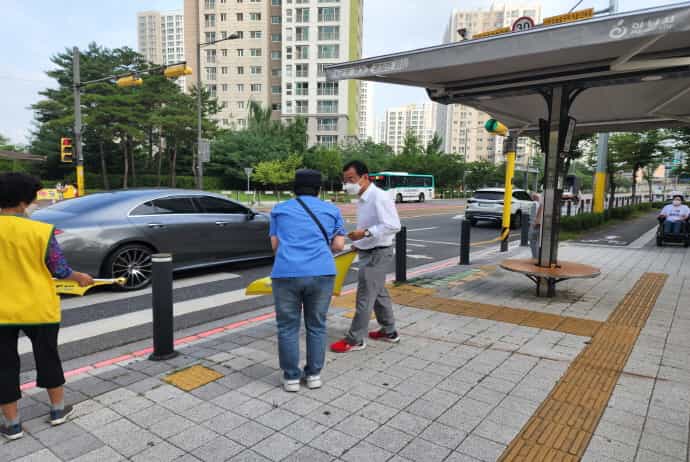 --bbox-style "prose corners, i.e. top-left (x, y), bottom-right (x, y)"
top-left (295, 197), bottom-right (330, 245)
